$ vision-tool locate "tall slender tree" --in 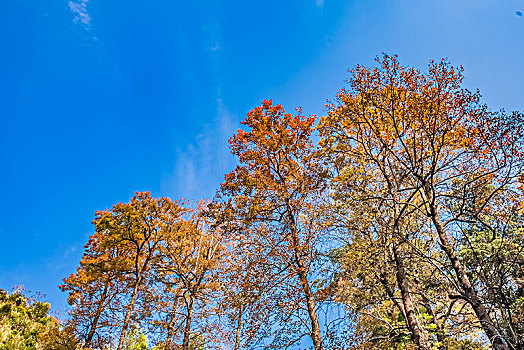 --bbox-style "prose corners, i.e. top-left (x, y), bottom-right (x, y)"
top-left (220, 100), bottom-right (329, 349)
